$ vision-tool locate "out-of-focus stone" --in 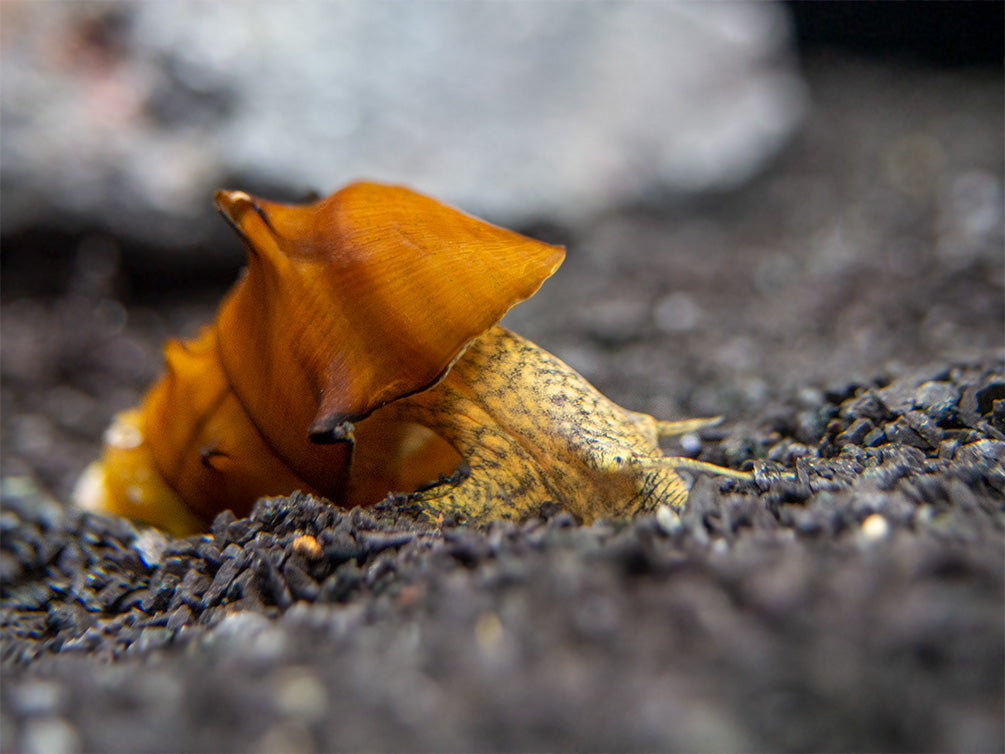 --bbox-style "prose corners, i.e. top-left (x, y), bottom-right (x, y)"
top-left (1, 1), bottom-right (806, 251)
